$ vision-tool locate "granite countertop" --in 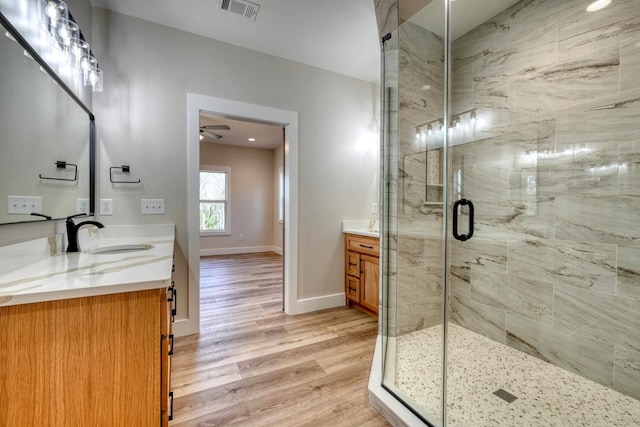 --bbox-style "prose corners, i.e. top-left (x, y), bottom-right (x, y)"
top-left (342, 220), bottom-right (380, 238)
top-left (0, 224), bottom-right (175, 307)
